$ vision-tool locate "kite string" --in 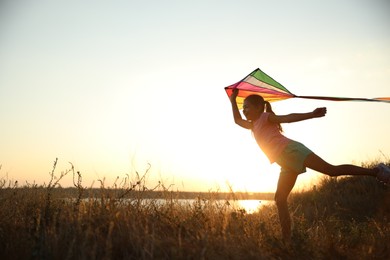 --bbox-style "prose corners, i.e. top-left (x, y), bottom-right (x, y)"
top-left (295, 95), bottom-right (390, 103)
